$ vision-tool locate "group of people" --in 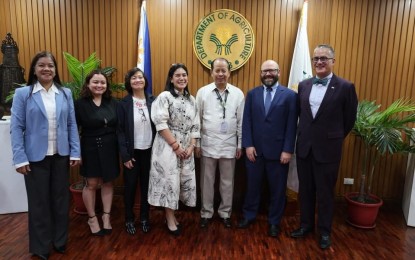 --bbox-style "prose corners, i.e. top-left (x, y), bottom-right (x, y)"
top-left (10, 44), bottom-right (357, 259)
